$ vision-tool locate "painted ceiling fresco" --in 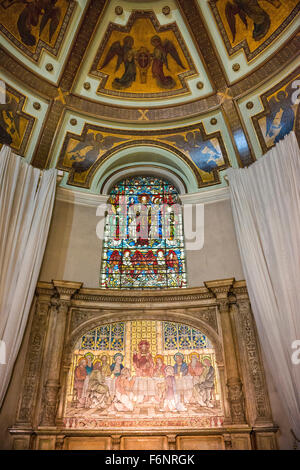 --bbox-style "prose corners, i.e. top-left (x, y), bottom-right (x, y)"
top-left (0, 0), bottom-right (299, 195)
top-left (0, 0), bottom-right (76, 61)
top-left (209, 0), bottom-right (299, 61)
top-left (57, 122), bottom-right (229, 189)
top-left (0, 81), bottom-right (35, 155)
top-left (65, 320), bottom-right (223, 430)
top-left (90, 11), bottom-right (196, 99)
top-left (252, 68), bottom-right (300, 153)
